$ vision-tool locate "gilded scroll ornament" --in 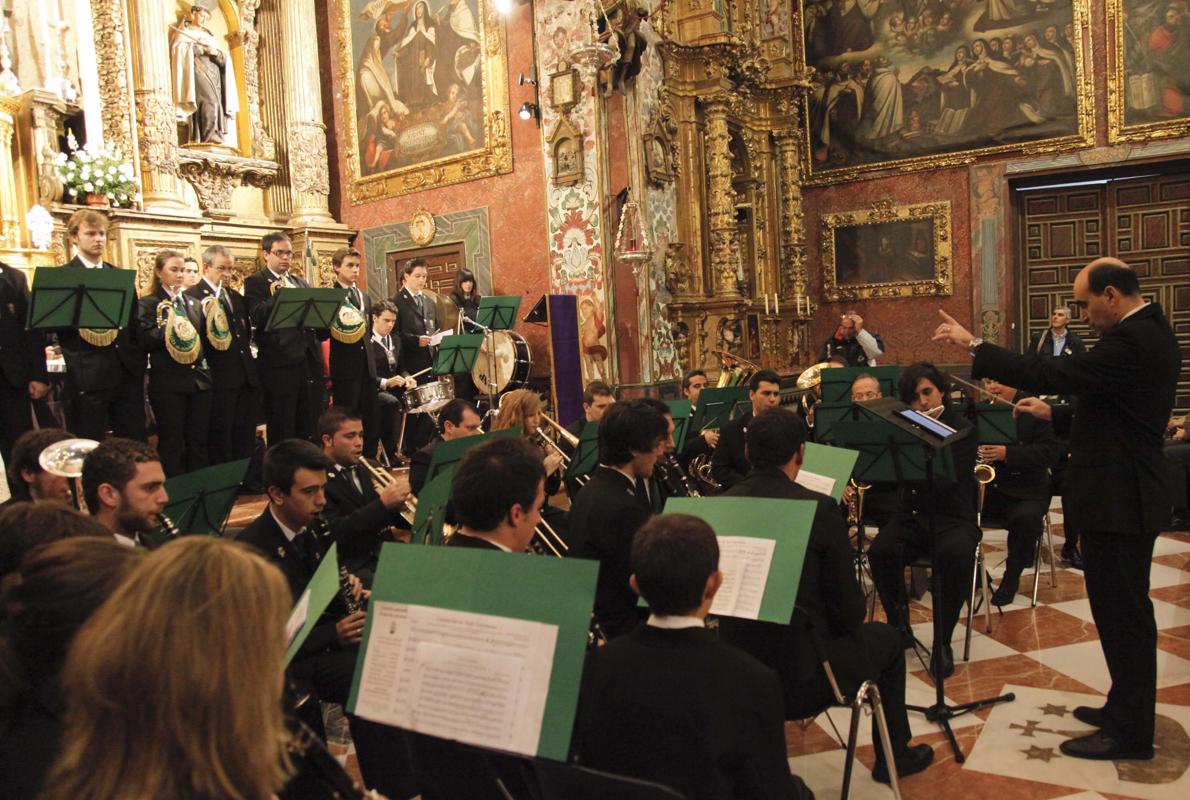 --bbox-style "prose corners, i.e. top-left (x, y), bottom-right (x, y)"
top-left (288, 122), bottom-right (331, 197)
top-left (134, 89), bottom-right (180, 175)
top-left (177, 150), bottom-right (279, 218)
top-left (90, 0), bottom-right (135, 158)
